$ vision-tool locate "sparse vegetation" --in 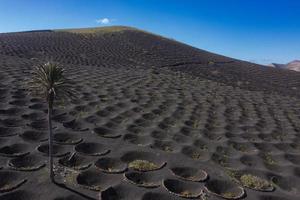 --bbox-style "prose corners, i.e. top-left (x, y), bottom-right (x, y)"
top-left (212, 154), bottom-right (228, 166)
top-left (76, 110), bottom-right (88, 119)
top-left (225, 169), bottom-right (239, 180)
top-left (180, 190), bottom-right (193, 197)
top-left (263, 153), bottom-right (277, 165)
top-left (128, 160), bottom-right (159, 171)
top-left (199, 144), bottom-right (208, 151)
top-left (87, 185), bottom-right (102, 191)
top-left (232, 143), bottom-right (247, 152)
top-left (191, 152), bottom-right (202, 160)
top-left (163, 146), bottom-right (173, 152)
top-left (222, 192), bottom-right (236, 198)
top-left (226, 170), bottom-right (273, 191)
top-left (95, 104), bottom-right (101, 110)
top-left (192, 119), bottom-right (201, 128)
top-left (240, 174), bottom-right (272, 190)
